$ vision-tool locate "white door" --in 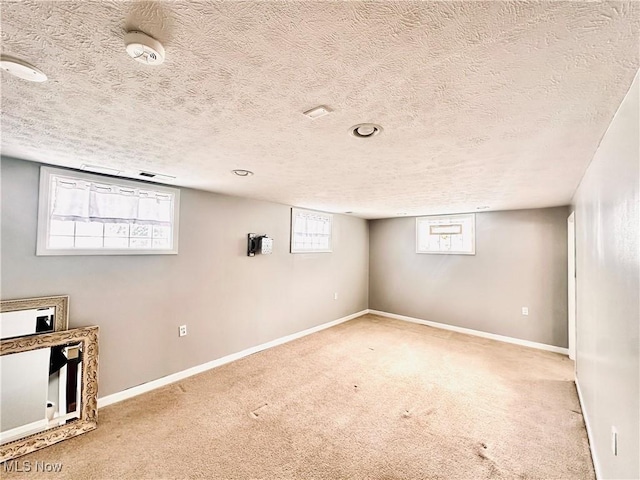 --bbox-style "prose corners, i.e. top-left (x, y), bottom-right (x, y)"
top-left (567, 212), bottom-right (576, 361)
